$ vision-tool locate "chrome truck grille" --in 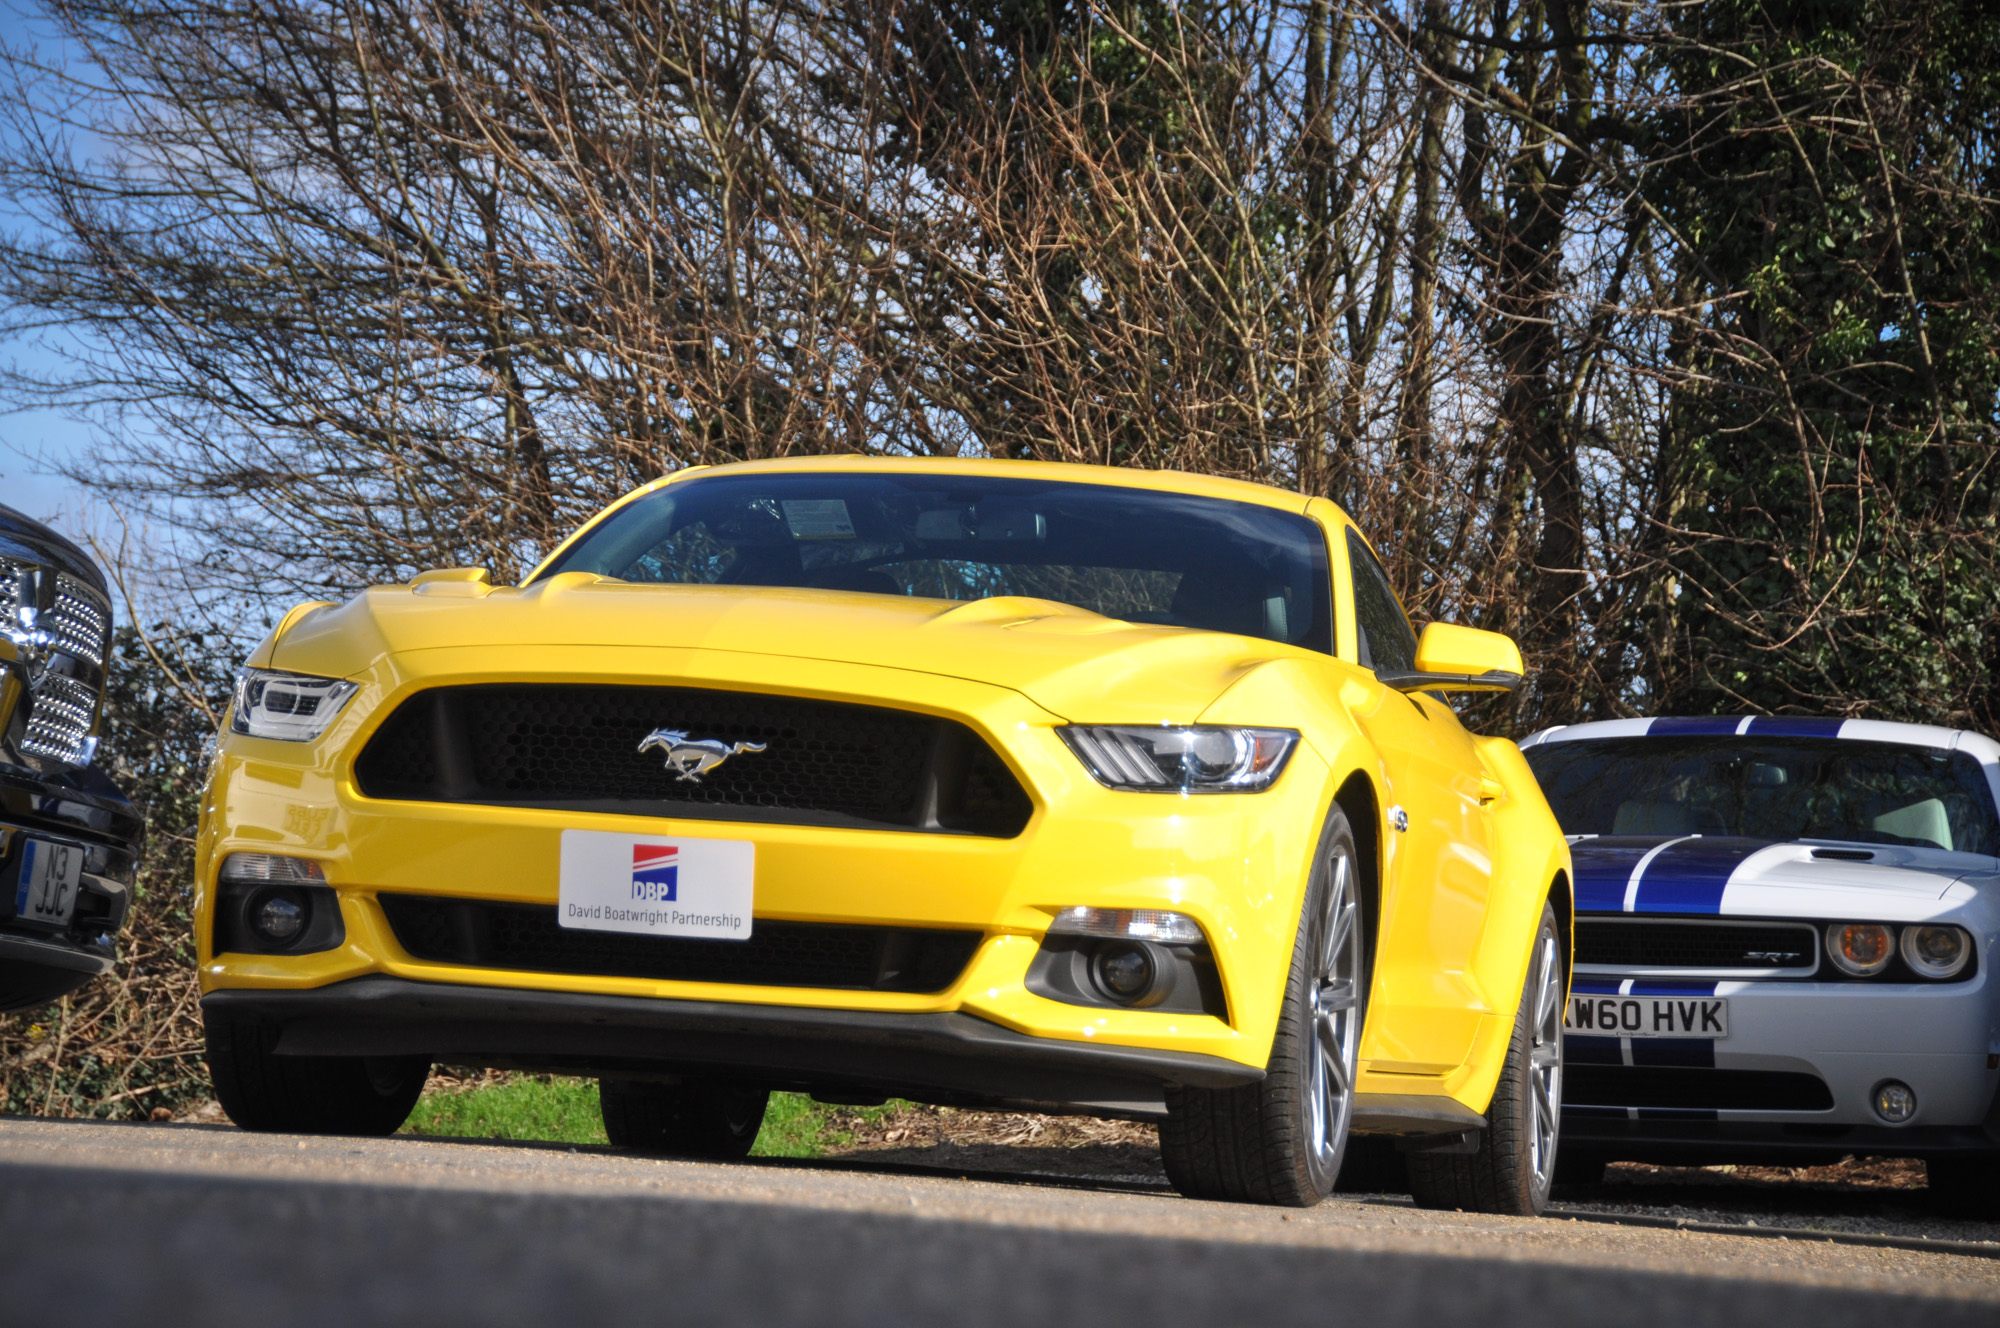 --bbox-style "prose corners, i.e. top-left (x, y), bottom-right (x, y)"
top-left (2, 557), bottom-right (113, 767)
